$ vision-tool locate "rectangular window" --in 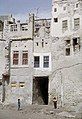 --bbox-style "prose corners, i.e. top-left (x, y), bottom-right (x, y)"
top-left (34, 56), bottom-right (40, 68)
top-left (54, 18), bottom-right (58, 22)
top-left (54, 8), bottom-right (57, 12)
top-left (22, 51), bottom-right (28, 65)
top-left (66, 48), bottom-right (70, 56)
top-left (74, 18), bottom-right (80, 29)
top-left (76, 3), bottom-right (79, 8)
top-left (62, 20), bottom-right (68, 31)
top-left (19, 82), bottom-right (25, 88)
top-left (10, 24), bottom-right (17, 31)
top-left (73, 37), bottom-right (80, 51)
top-left (43, 56), bottom-right (49, 68)
top-left (11, 81), bottom-right (17, 88)
top-left (13, 51), bottom-right (19, 65)
top-left (0, 23), bottom-right (3, 31)
top-left (66, 40), bottom-right (70, 45)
